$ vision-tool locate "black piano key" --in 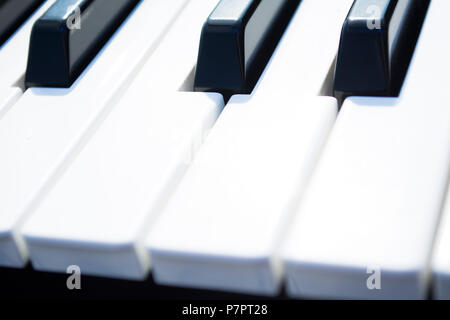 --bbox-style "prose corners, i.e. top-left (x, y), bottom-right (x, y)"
top-left (0, 0), bottom-right (45, 47)
top-left (25, 0), bottom-right (140, 88)
top-left (194, 0), bottom-right (300, 97)
top-left (333, 0), bottom-right (430, 99)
